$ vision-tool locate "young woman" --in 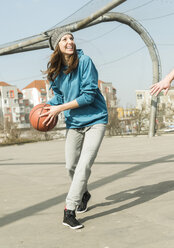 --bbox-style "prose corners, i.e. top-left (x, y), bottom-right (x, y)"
top-left (41, 31), bottom-right (108, 229)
